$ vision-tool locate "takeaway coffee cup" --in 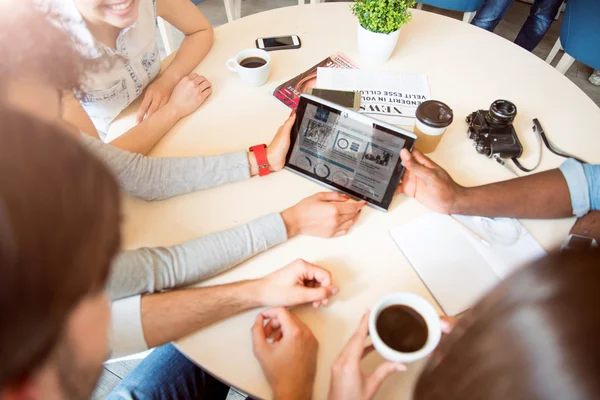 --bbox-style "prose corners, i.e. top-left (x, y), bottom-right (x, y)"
top-left (369, 293), bottom-right (442, 363)
top-left (414, 100), bottom-right (453, 154)
top-left (226, 49), bottom-right (271, 87)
